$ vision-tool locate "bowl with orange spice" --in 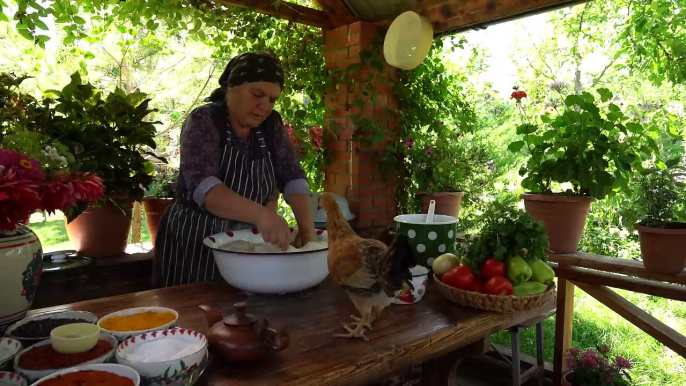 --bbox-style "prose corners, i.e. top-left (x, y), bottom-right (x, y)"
top-left (31, 363), bottom-right (139, 386)
top-left (98, 307), bottom-right (178, 342)
top-left (13, 333), bottom-right (117, 382)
